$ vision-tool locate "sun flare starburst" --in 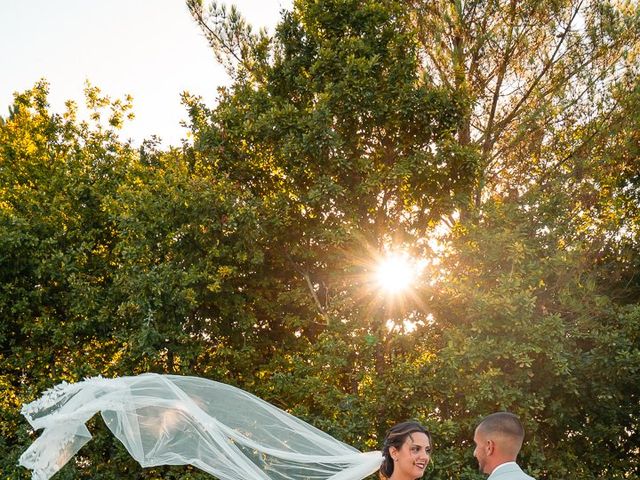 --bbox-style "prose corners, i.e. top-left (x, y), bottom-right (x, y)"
top-left (374, 253), bottom-right (415, 294)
